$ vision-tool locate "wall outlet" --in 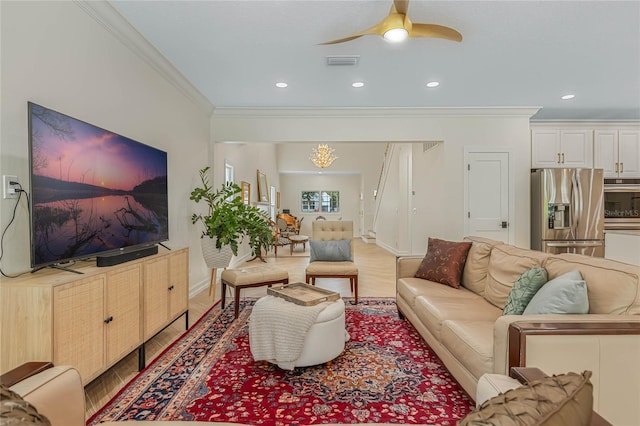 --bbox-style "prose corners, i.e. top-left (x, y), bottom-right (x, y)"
top-left (3, 175), bottom-right (19, 199)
